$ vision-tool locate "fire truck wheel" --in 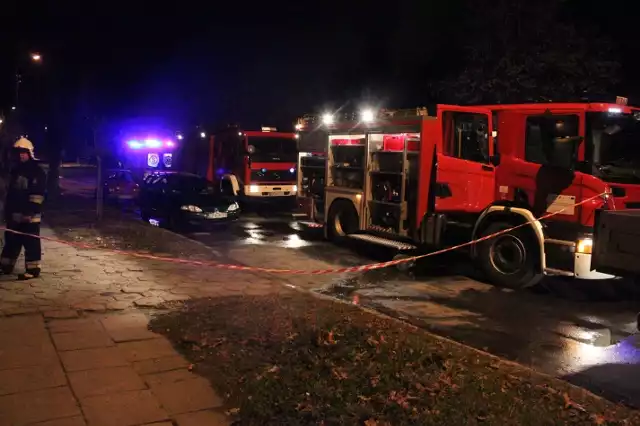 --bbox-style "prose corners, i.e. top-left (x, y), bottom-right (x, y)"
top-left (327, 200), bottom-right (358, 243)
top-left (477, 222), bottom-right (540, 289)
